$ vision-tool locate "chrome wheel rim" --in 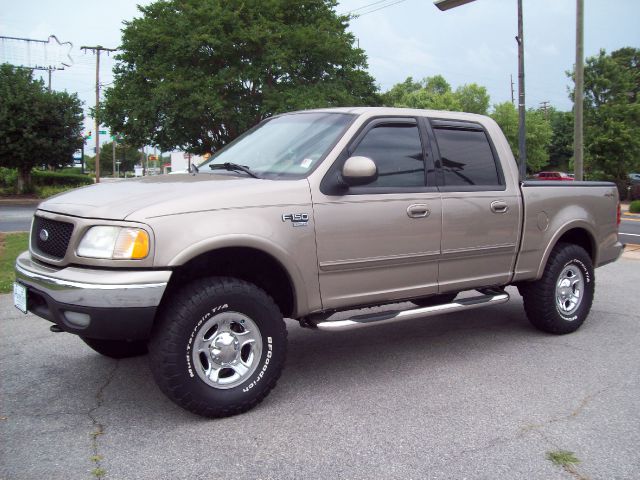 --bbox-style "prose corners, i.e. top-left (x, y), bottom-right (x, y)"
top-left (555, 265), bottom-right (584, 316)
top-left (191, 311), bottom-right (263, 389)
